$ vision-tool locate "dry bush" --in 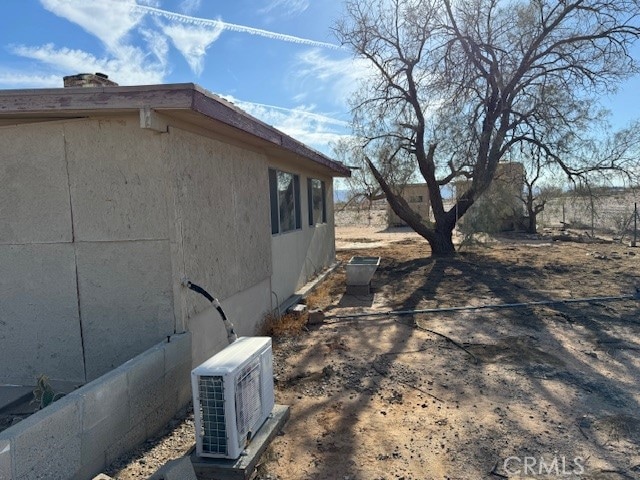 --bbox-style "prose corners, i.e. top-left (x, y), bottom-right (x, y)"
top-left (259, 311), bottom-right (309, 337)
top-left (305, 269), bottom-right (346, 310)
top-left (260, 265), bottom-right (346, 337)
